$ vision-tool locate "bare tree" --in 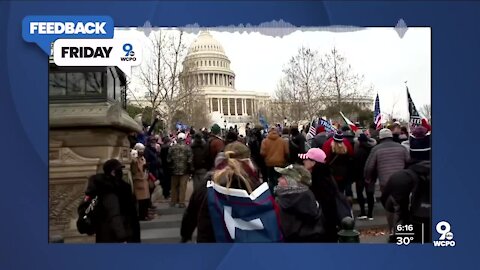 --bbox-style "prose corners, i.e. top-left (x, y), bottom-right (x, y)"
top-left (273, 46), bottom-right (373, 123)
top-left (323, 47), bottom-right (371, 108)
top-left (419, 104), bottom-right (431, 121)
top-left (137, 30), bottom-right (199, 131)
top-left (274, 47), bottom-right (329, 123)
